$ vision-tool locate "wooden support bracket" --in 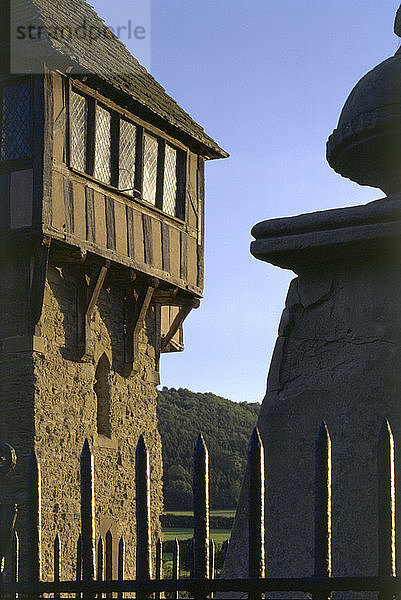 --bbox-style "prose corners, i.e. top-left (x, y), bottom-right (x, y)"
top-left (160, 298), bottom-right (200, 352)
top-left (77, 260), bottom-right (110, 360)
top-left (124, 277), bottom-right (159, 375)
top-left (29, 236), bottom-right (51, 335)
